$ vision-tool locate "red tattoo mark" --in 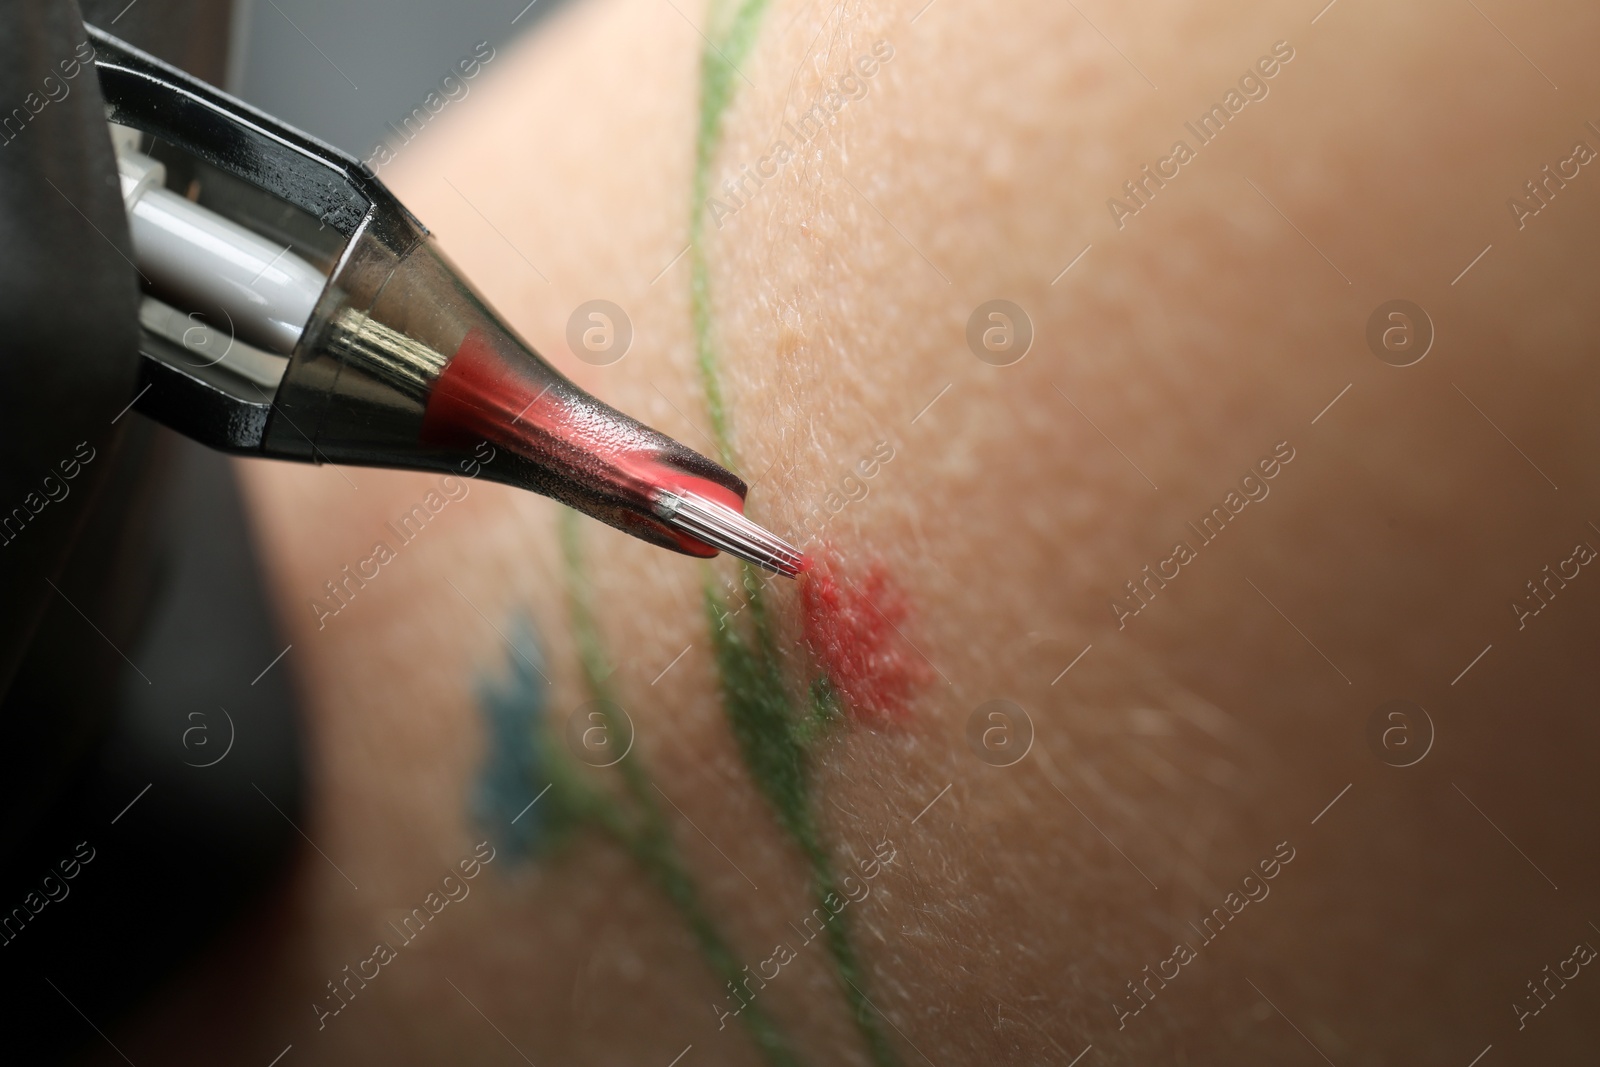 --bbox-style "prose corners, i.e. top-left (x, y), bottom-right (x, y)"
top-left (800, 550), bottom-right (929, 724)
